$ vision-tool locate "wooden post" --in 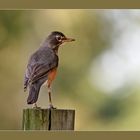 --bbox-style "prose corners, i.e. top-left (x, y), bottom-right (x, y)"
top-left (22, 108), bottom-right (75, 130)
